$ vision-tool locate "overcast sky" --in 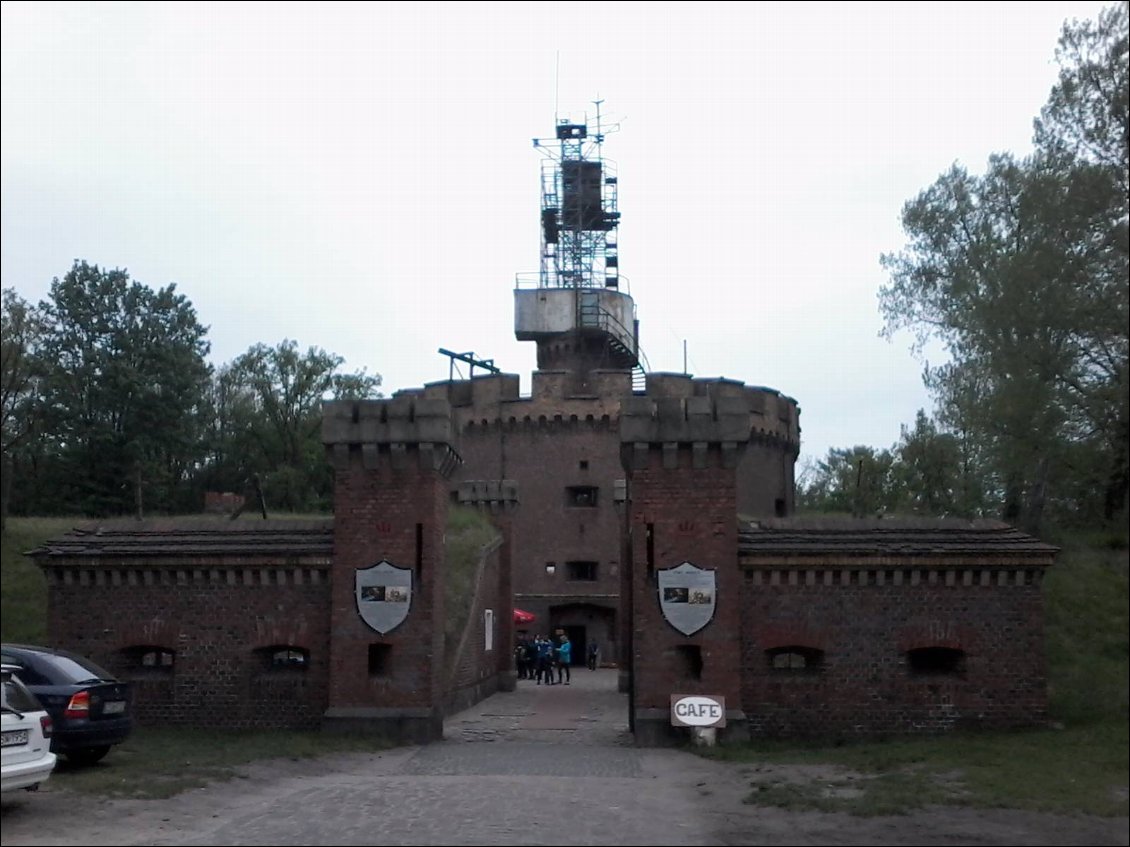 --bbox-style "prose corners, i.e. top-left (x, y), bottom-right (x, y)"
top-left (1, 1), bottom-right (1111, 468)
